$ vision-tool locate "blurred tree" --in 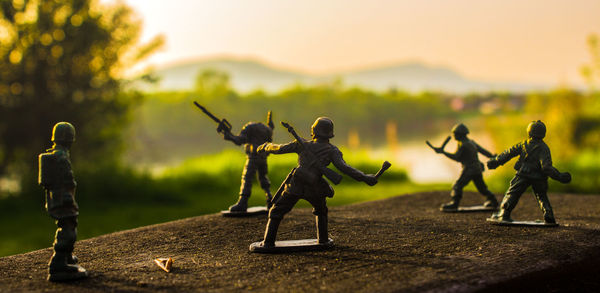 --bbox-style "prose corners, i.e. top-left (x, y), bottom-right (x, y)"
top-left (577, 33), bottom-right (600, 148)
top-left (580, 34), bottom-right (600, 90)
top-left (0, 0), bottom-right (163, 190)
top-left (194, 69), bottom-right (233, 99)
